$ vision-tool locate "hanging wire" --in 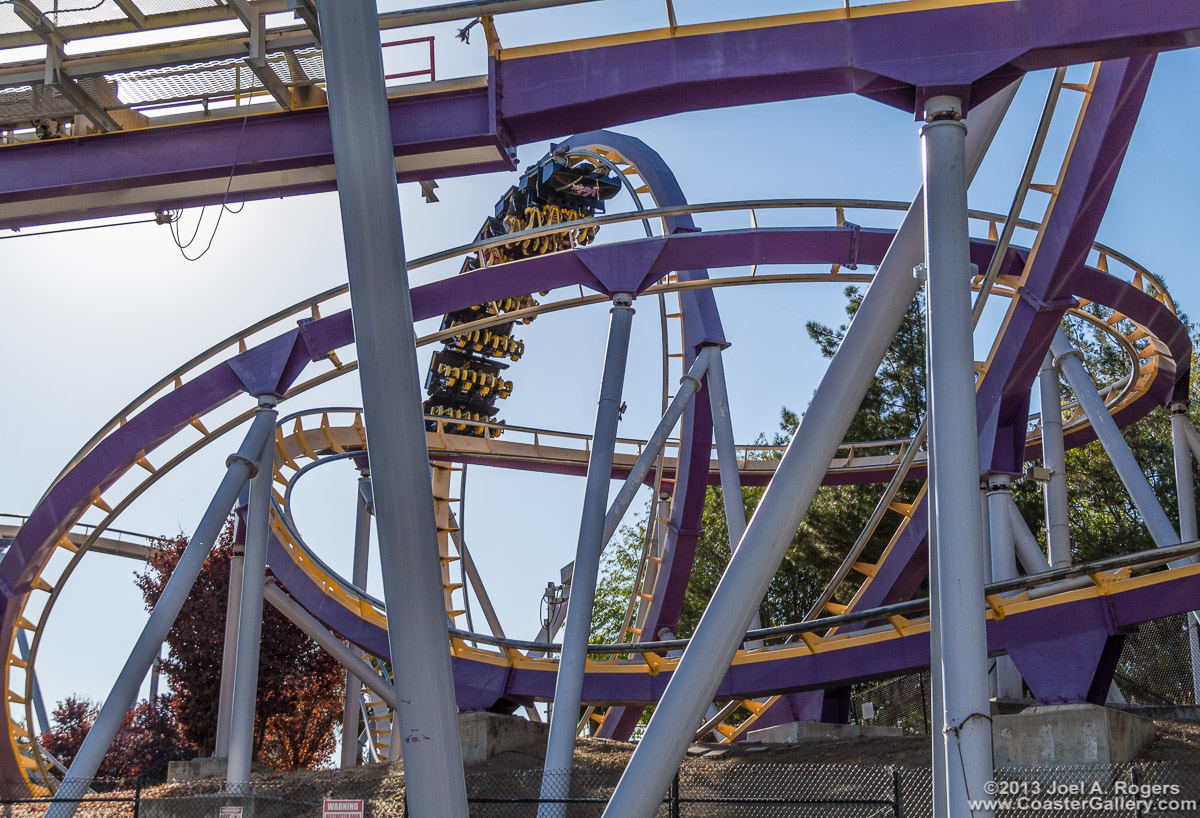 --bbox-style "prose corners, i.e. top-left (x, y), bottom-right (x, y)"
top-left (168, 114), bottom-right (251, 261)
top-left (0, 217), bottom-right (156, 240)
